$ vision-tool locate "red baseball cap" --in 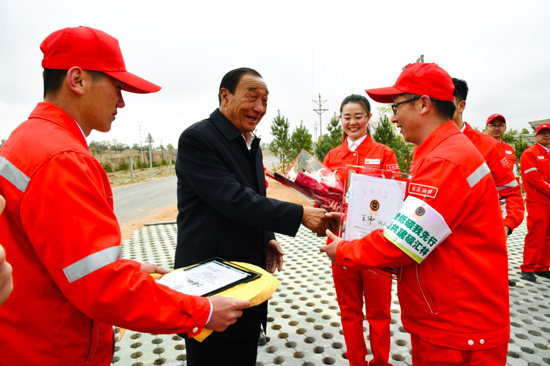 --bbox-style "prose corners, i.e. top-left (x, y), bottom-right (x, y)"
top-left (536, 123), bottom-right (550, 135)
top-left (40, 26), bottom-right (160, 94)
top-left (486, 114), bottom-right (506, 125)
top-left (365, 62), bottom-right (454, 103)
